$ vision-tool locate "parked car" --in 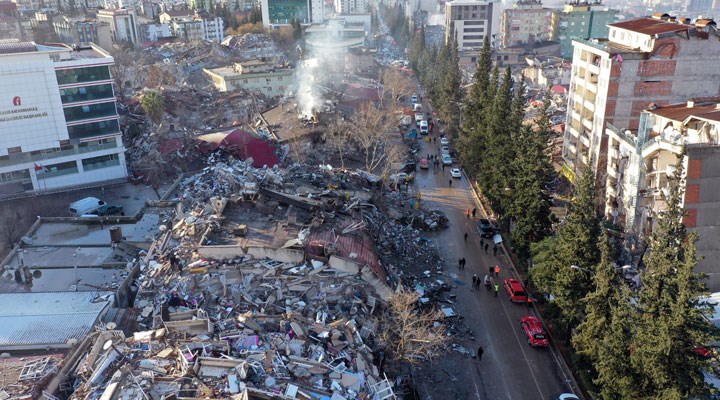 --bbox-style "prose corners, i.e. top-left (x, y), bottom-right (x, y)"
top-left (93, 204), bottom-right (124, 216)
top-left (521, 316), bottom-right (549, 347)
top-left (390, 172), bottom-right (414, 183)
top-left (440, 137), bottom-right (449, 146)
top-left (450, 168), bottom-right (462, 178)
top-left (420, 158), bottom-right (430, 169)
top-left (441, 154), bottom-right (452, 165)
top-left (477, 218), bottom-right (497, 237)
top-left (557, 394), bottom-right (580, 400)
top-left (401, 162), bottom-right (416, 173)
top-left (415, 113), bottom-right (424, 123)
top-left (419, 120), bottom-right (428, 134)
top-left (504, 278), bottom-right (528, 303)
top-left (411, 94), bottom-right (418, 104)
top-left (441, 144), bottom-right (450, 154)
